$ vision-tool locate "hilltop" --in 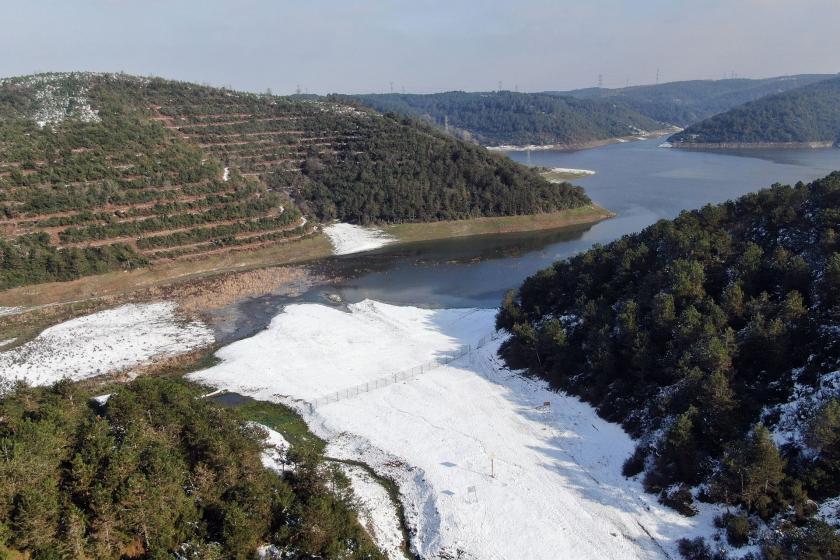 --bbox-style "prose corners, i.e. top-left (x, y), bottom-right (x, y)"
top-left (343, 90), bottom-right (667, 148)
top-left (669, 76), bottom-right (840, 148)
top-left (559, 74), bottom-right (833, 126)
top-left (498, 172), bottom-right (840, 557)
top-left (0, 73), bottom-right (593, 291)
